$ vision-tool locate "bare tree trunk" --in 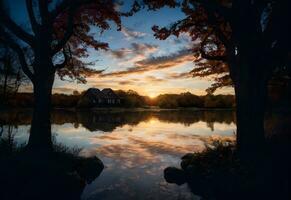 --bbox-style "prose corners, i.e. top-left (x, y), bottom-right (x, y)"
top-left (27, 62), bottom-right (55, 151)
top-left (234, 60), bottom-right (267, 158)
top-left (2, 69), bottom-right (8, 100)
